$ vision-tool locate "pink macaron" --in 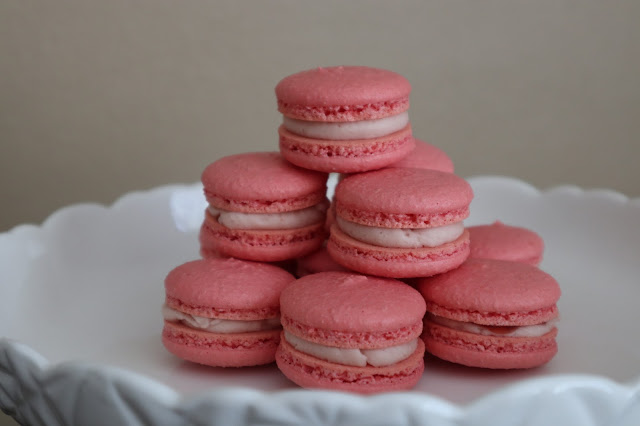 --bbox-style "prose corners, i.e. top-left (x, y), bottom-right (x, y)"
top-left (276, 66), bottom-right (415, 173)
top-left (162, 257), bottom-right (296, 367)
top-left (327, 168), bottom-right (473, 278)
top-left (197, 247), bottom-right (299, 276)
top-left (417, 258), bottom-right (561, 369)
top-left (276, 272), bottom-right (426, 393)
top-left (388, 138), bottom-right (454, 173)
top-left (295, 245), bottom-right (349, 277)
top-left (200, 152), bottom-right (328, 262)
top-left (468, 221), bottom-right (545, 265)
